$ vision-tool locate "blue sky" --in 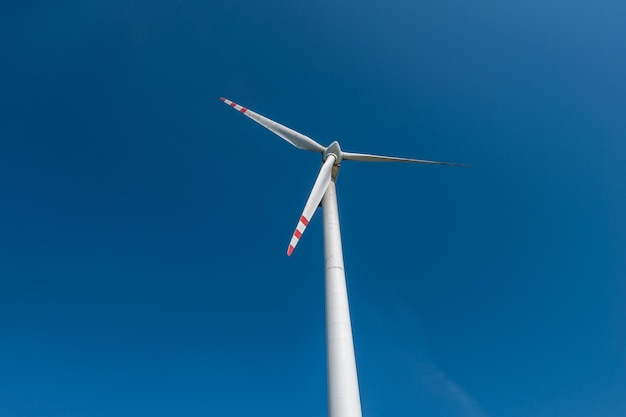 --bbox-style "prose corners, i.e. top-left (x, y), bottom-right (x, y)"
top-left (1, 1), bottom-right (625, 416)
